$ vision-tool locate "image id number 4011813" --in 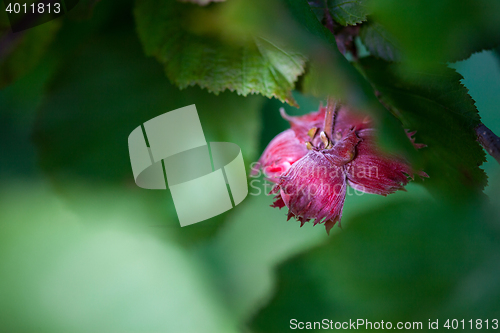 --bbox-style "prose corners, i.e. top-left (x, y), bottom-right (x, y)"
top-left (5, 2), bottom-right (61, 14)
top-left (443, 319), bottom-right (498, 330)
